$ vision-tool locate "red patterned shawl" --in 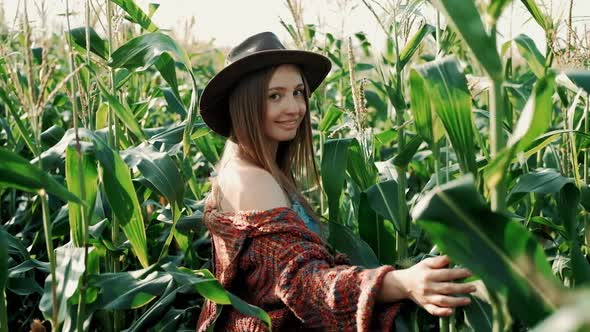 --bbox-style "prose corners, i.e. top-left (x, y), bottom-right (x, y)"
top-left (196, 203), bottom-right (402, 331)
